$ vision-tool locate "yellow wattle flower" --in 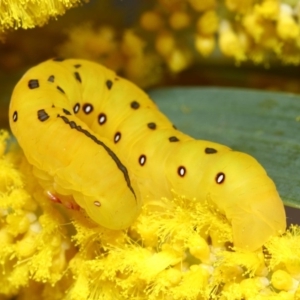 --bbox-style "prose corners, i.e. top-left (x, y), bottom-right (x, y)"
top-left (1, 1), bottom-right (300, 298)
top-left (0, 129), bottom-right (299, 299)
top-left (0, 0), bottom-right (84, 32)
